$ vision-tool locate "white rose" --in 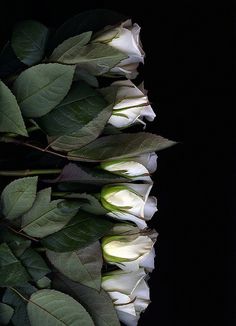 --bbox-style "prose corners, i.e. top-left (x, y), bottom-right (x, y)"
top-left (101, 224), bottom-right (157, 272)
top-left (101, 183), bottom-right (158, 229)
top-left (107, 80), bottom-right (156, 128)
top-left (93, 20), bottom-right (144, 79)
top-left (100, 152), bottom-right (157, 182)
top-left (132, 152), bottom-right (158, 174)
top-left (102, 268), bottom-right (150, 326)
